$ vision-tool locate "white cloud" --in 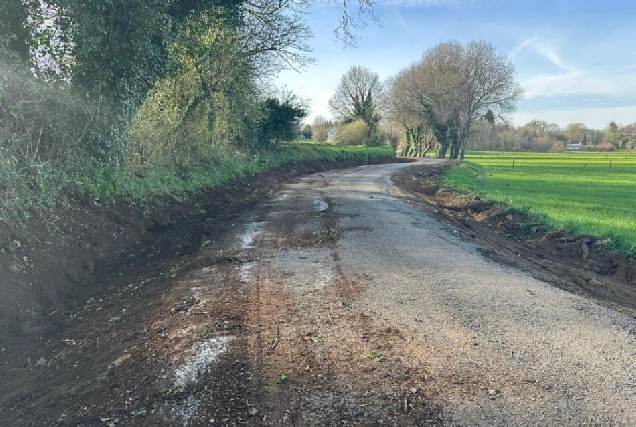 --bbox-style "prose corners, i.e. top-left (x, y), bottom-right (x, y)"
top-left (522, 70), bottom-right (636, 99)
top-left (511, 36), bottom-right (636, 100)
top-left (510, 36), bottom-right (539, 58)
top-left (511, 36), bottom-right (573, 71)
